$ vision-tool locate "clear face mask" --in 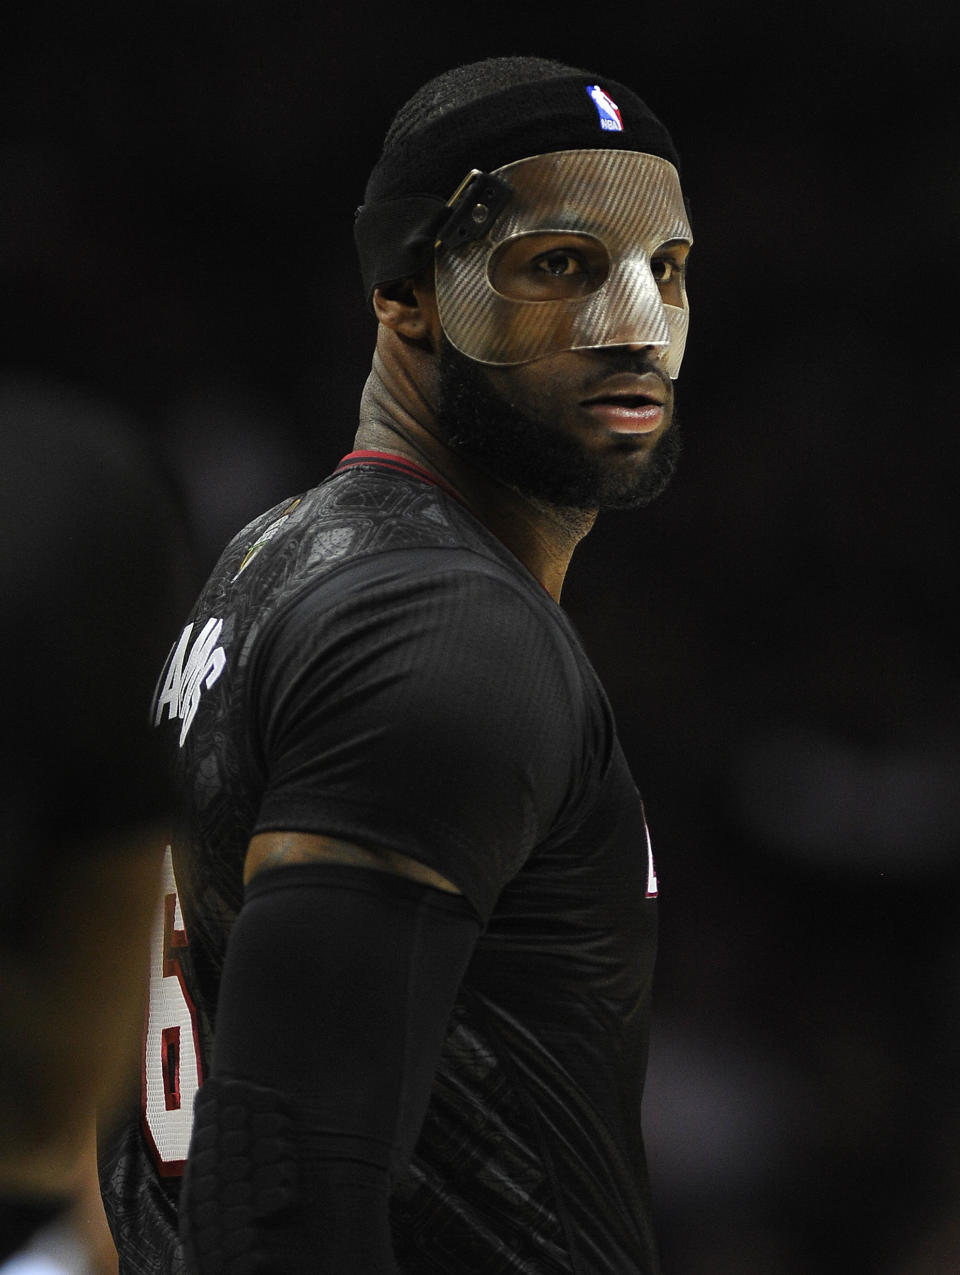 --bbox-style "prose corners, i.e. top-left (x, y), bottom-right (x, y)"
top-left (435, 149), bottom-right (692, 377)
